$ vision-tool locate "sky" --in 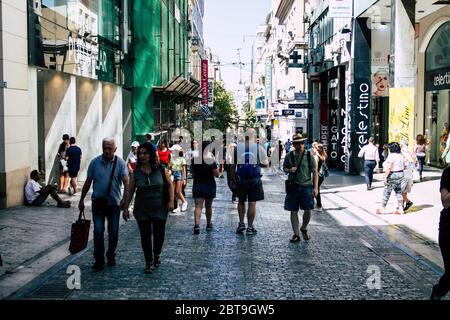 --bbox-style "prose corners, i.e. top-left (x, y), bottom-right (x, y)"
top-left (203, 0), bottom-right (272, 106)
